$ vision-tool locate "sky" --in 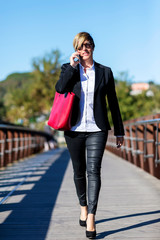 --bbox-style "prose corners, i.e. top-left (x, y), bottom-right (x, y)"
top-left (0, 0), bottom-right (160, 83)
